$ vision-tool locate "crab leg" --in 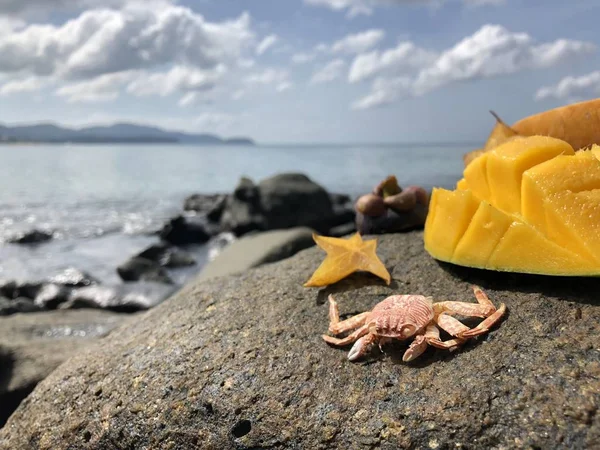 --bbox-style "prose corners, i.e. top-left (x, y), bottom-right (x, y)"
top-left (322, 324), bottom-right (369, 346)
top-left (424, 322), bottom-right (466, 351)
top-left (459, 303), bottom-right (507, 338)
top-left (327, 295), bottom-right (370, 335)
top-left (433, 285), bottom-right (498, 318)
top-left (402, 334), bottom-right (428, 362)
top-left (348, 333), bottom-right (378, 361)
